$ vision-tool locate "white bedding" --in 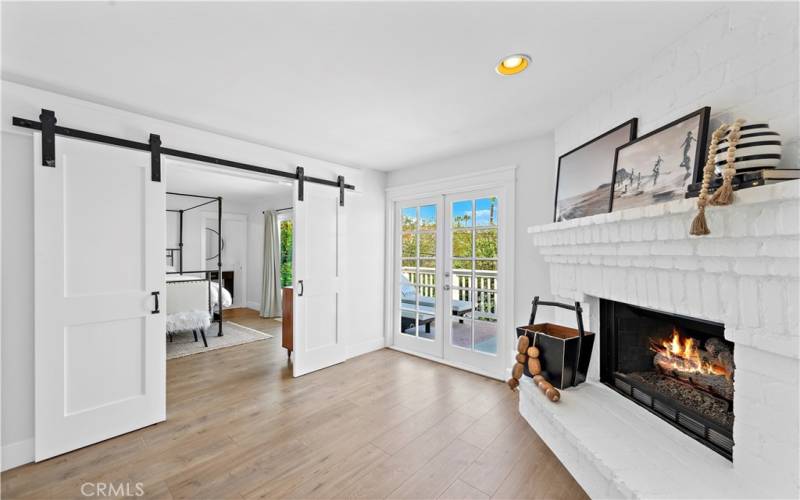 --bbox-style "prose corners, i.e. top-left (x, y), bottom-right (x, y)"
top-left (166, 274), bottom-right (233, 308)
